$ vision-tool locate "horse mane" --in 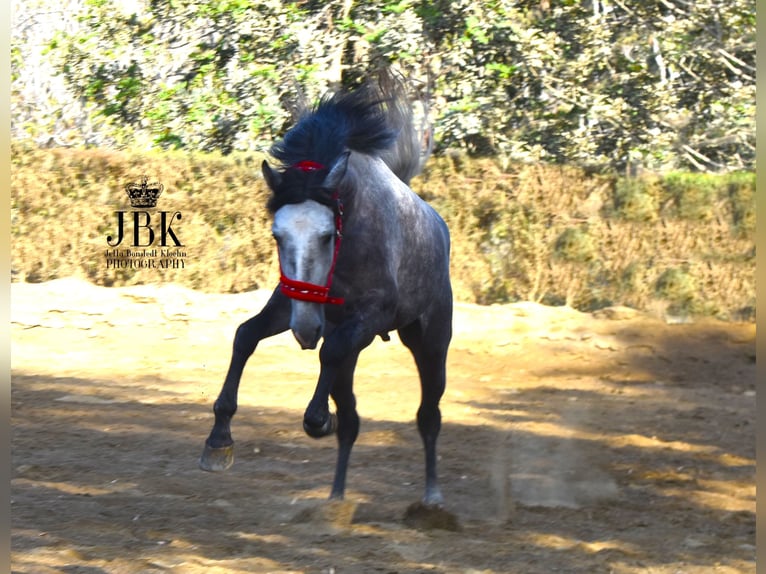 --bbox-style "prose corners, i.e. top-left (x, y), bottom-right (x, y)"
top-left (373, 69), bottom-right (432, 186)
top-left (269, 69), bottom-right (430, 187)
